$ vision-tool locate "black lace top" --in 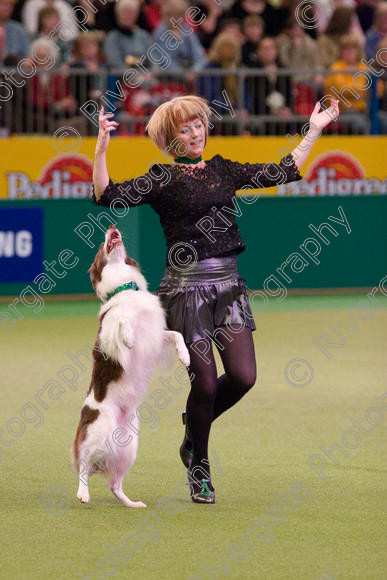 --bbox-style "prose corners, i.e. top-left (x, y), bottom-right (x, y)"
top-left (93, 153), bottom-right (302, 266)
